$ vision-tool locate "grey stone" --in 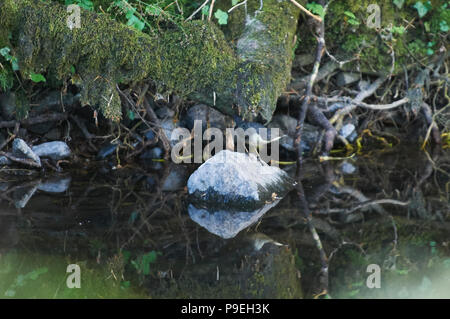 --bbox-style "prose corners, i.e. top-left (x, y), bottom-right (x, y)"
top-left (12, 138), bottom-right (41, 166)
top-left (161, 119), bottom-right (185, 148)
top-left (37, 177), bottom-right (71, 193)
top-left (32, 141), bottom-right (71, 160)
top-left (185, 104), bottom-right (228, 131)
top-left (336, 72), bottom-right (361, 87)
top-left (188, 199), bottom-right (281, 239)
top-left (340, 161), bottom-right (356, 175)
top-left (339, 123), bottom-right (356, 140)
top-left (97, 142), bottom-right (119, 160)
top-left (162, 164), bottom-right (188, 191)
top-left (0, 156), bottom-right (12, 165)
top-left (268, 115), bottom-right (319, 153)
top-left (155, 106), bottom-right (175, 119)
top-left (187, 150), bottom-right (295, 209)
